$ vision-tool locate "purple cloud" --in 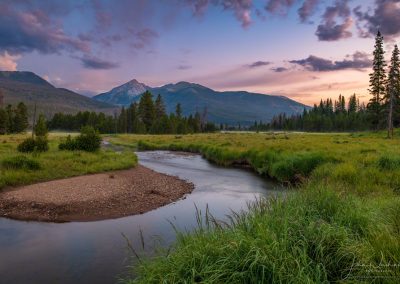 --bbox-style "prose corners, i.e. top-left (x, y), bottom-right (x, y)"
top-left (271, 67), bottom-right (289, 72)
top-left (0, 3), bottom-right (89, 55)
top-left (290, 52), bottom-right (371, 71)
top-left (80, 56), bottom-right (119, 70)
top-left (298, 0), bottom-right (321, 23)
top-left (265, 0), bottom-right (296, 15)
top-left (353, 0), bottom-right (400, 39)
top-left (249, 61), bottom-right (271, 68)
top-left (315, 0), bottom-right (352, 41)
